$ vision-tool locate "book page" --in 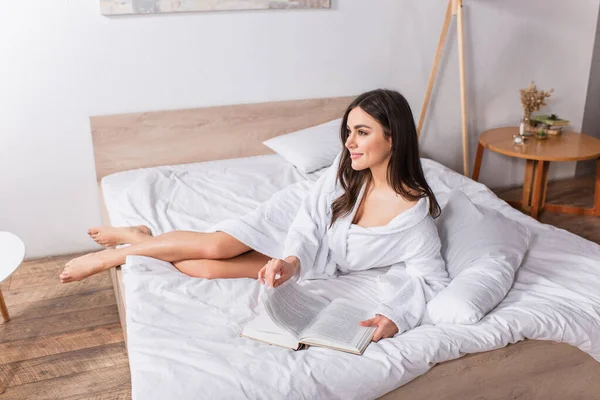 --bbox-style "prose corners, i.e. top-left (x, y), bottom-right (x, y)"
top-left (262, 281), bottom-right (330, 338)
top-left (241, 313), bottom-right (301, 351)
top-left (300, 298), bottom-right (375, 349)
